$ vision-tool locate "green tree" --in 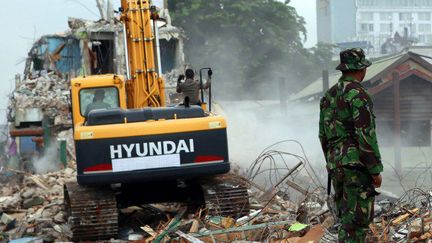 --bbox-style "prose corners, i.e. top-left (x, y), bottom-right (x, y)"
top-left (168, 0), bottom-right (332, 99)
top-left (310, 42), bottom-right (337, 72)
